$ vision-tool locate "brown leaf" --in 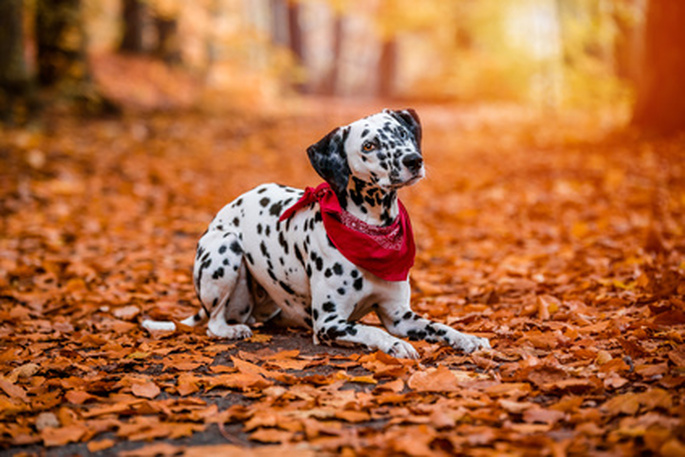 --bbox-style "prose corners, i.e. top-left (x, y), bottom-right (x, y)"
top-left (522, 407), bottom-right (565, 425)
